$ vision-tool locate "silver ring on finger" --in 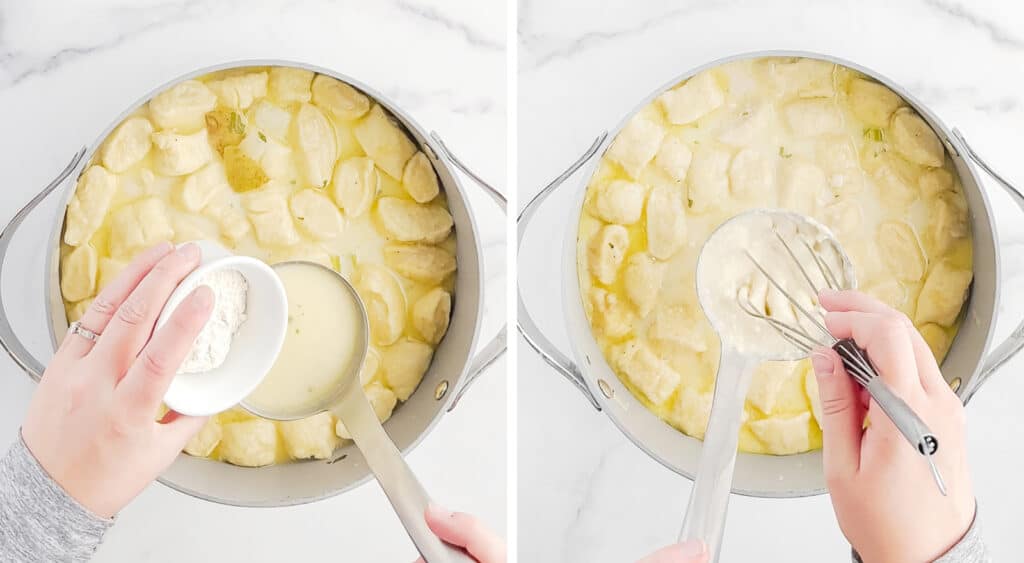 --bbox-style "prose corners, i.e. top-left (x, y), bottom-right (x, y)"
top-left (69, 321), bottom-right (102, 342)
